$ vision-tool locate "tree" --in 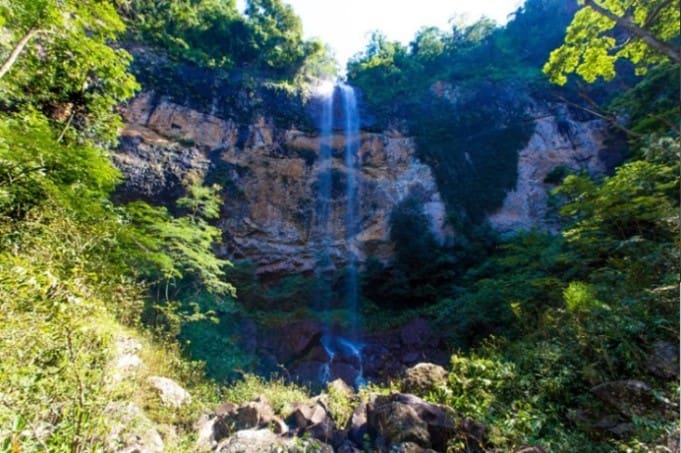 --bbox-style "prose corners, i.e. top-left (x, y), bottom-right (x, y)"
top-left (0, 0), bottom-right (138, 143)
top-left (245, 0), bottom-right (306, 73)
top-left (543, 0), bottom-right (680, 85)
